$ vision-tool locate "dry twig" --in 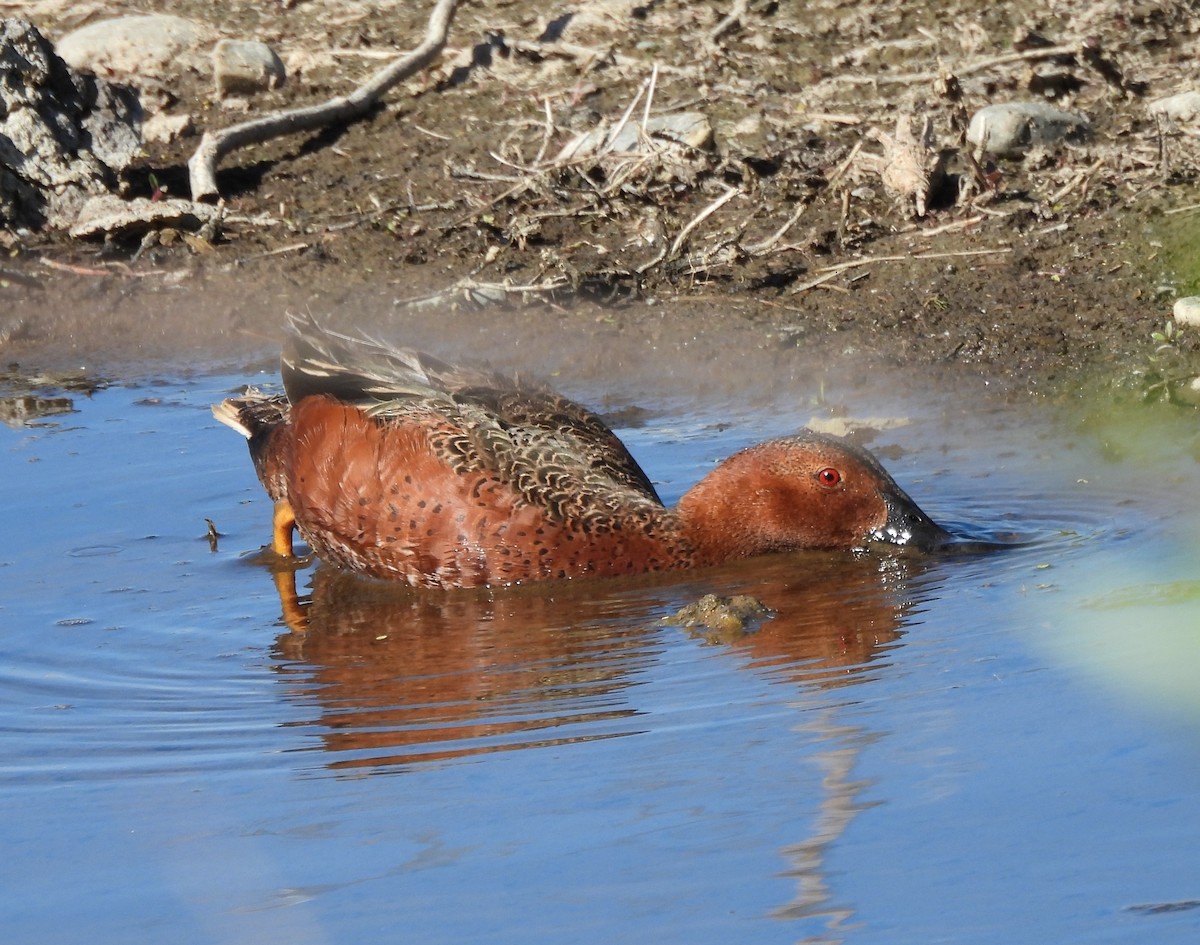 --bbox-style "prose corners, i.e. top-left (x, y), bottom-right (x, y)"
top-left (743, 196), bottom-right (813, 256)
top-left (667, 185), bottom-right (742, 258)
top-left (791, 247), bottom-right (1013, 294)
top-left (833, 42), bottom-right (1082, 86)
top-left (1045, 158), bottom-right (1104, 205)
top-left (709, 0), bottom-right (750, 42)
top-left (188, 0), bottom-right (461, 201)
